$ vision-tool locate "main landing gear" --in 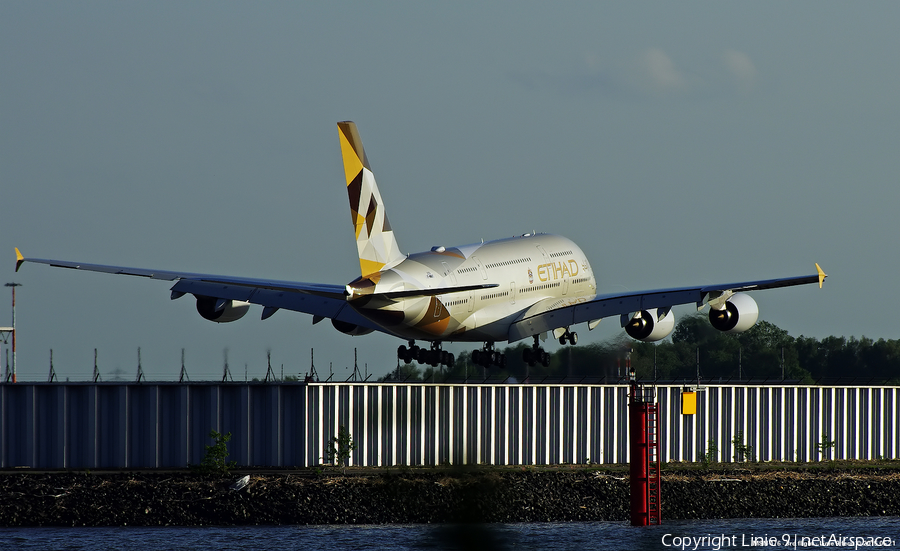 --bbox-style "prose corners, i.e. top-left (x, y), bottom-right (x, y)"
top-left (471, 342), bottom-right (506, 369)
top-left (398, 341), bottom-right (455, 368)
top-left (522, 335), bottom-right (551, 368)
